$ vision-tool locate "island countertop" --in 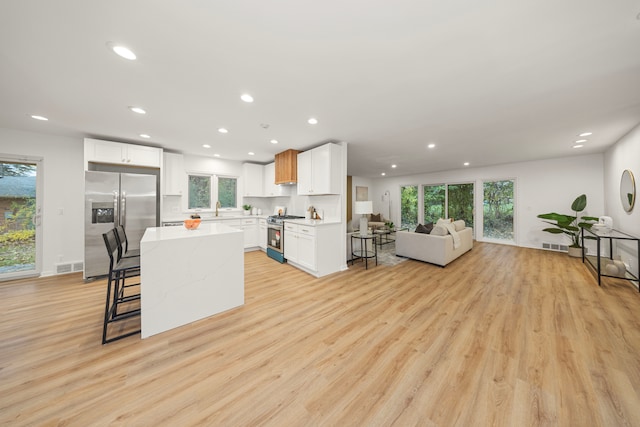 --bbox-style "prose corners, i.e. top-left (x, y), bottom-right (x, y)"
top-left (141, 223), bottom-right (242, 243)
top-left (140, 223), bottom-right (244, 339)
